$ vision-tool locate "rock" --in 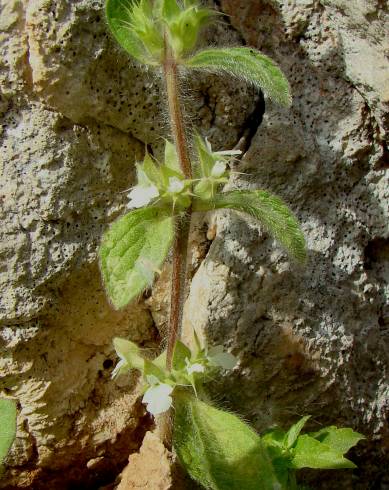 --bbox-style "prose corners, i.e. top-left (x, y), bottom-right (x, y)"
top-left (116, 432), bottom-right (172, 490)
top-left (116, 431), bottom-right (196, 490)
top-left (188, 0), bottom-right (388, 487)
